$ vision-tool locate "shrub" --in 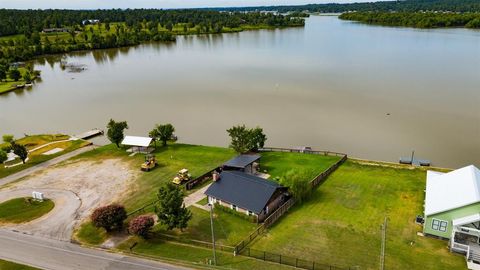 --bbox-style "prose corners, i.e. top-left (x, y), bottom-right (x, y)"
top-left (128, 215), bottom-right (155, 238)
top-left (214, 203), bottom-right (257, 223)
top-left (280, 169), bottom-right (313, 204)
top-left (91, 204), bottom-right (127, 232)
